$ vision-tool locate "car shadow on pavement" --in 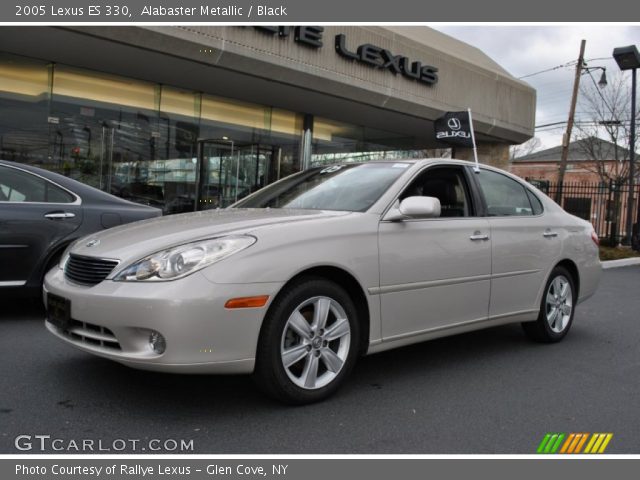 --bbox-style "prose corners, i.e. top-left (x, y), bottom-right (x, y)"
top-left (2, 297), bottom-right (596, 420)
top-left (1, 299), bottom-right (602, 454)
top-left (42, 321), bottom-right (544, 412)
top-left (0, 296), bottom-right (45, 321)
